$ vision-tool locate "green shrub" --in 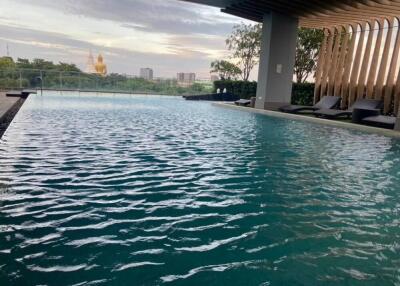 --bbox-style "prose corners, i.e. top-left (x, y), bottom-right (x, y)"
top-left (213, 80), bottom-right (257, 99)
top-left (291, 83), bottom-right (315, 105)
top-left (213, 80), bottom-right (315, 105)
